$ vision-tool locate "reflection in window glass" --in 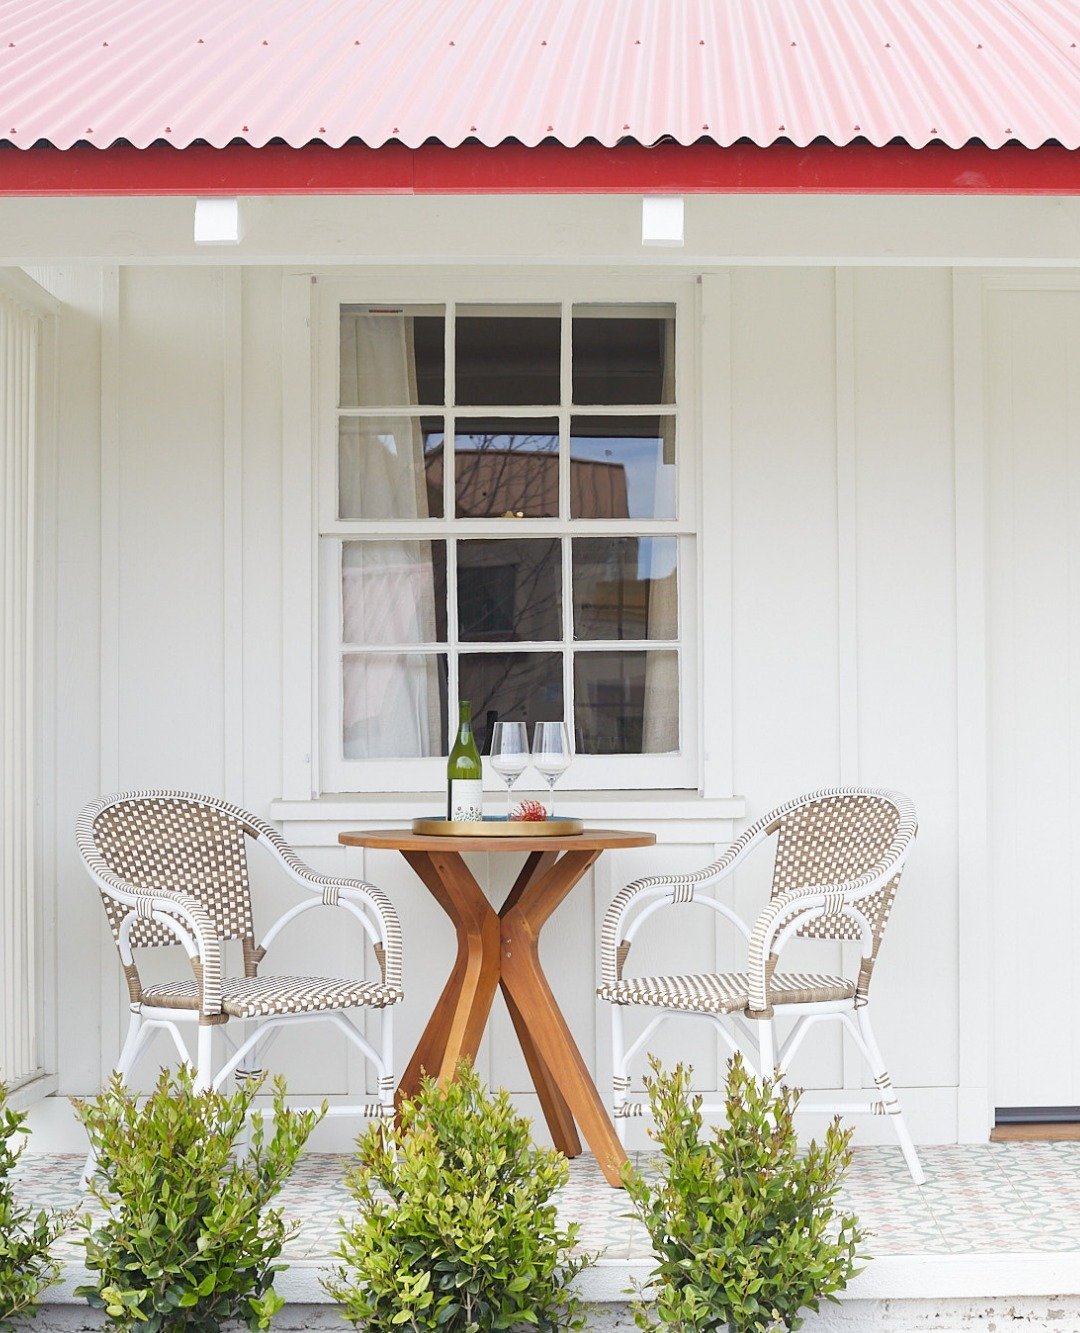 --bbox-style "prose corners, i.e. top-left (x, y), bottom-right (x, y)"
top-left (339, 307), bottom-right (445, 407)
top-left (457, 539), bottom-right (562, 642)
top-left (343, 653), bottom-right (448, 759)
top-left (452, 419), bottom-right (559, 518)
top-left (572, 538), bottom-right (677, 641)
top-left (574, 650), bottom-right (678, 754)
top-left (569, 416), bottom-right (675, 520)
top-left (342, 541), bottom-right (447, 646)
top-left (455, 308), bottom-right (560, 406)
top-left (572, 308), bottom-right (675, 405)
top-left (459, 652), bottom-right (563, 749)
top-left (338, 417), bottom-right (445, 521)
